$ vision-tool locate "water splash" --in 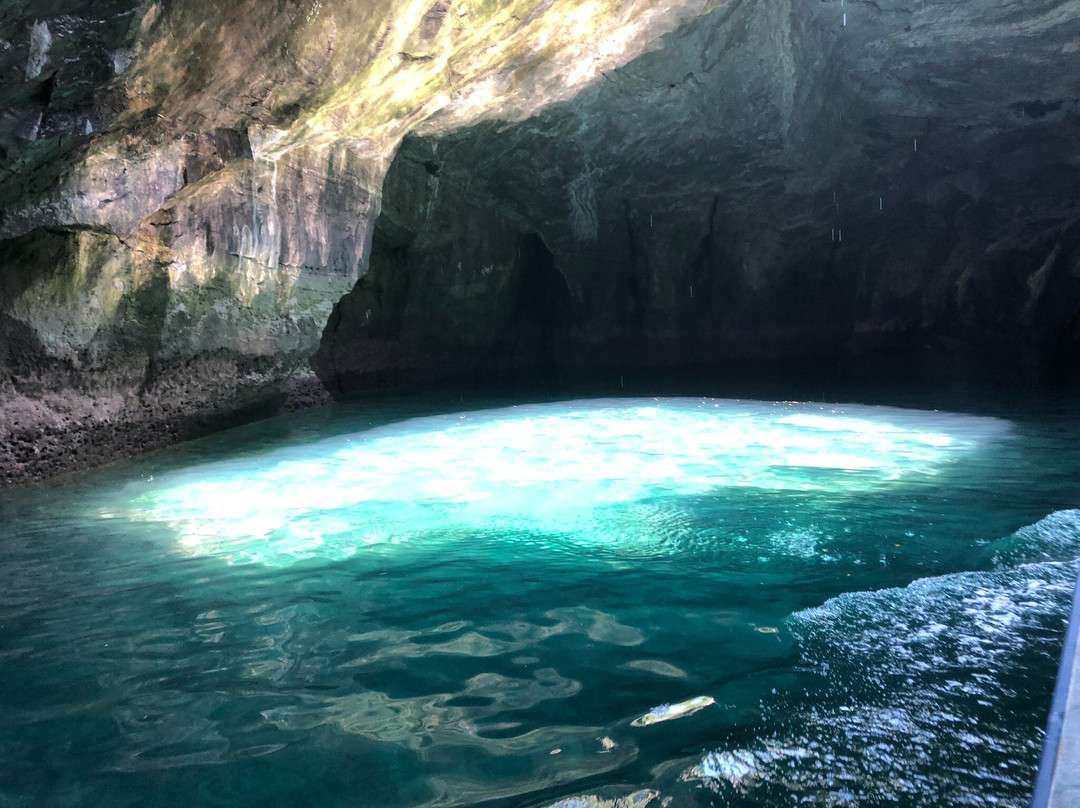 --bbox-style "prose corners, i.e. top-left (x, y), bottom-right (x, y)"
top-left (686, 510), bottom-right (1080, 806)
